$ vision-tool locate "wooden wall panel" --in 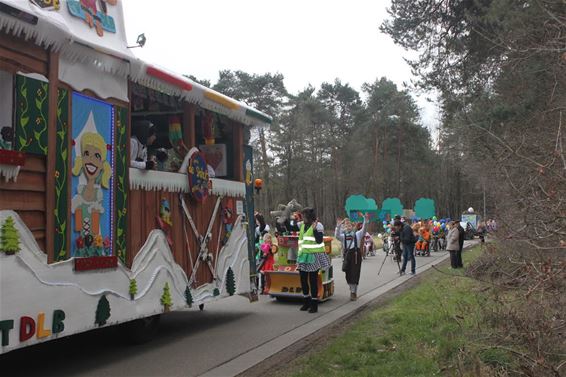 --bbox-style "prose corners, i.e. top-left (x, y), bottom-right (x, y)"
top-left (0, 155), bottom-right (47, 251)
top-left (0, 33), bottom-right (48, 76)
top-left (126, 188), bottom-right (232, 289)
